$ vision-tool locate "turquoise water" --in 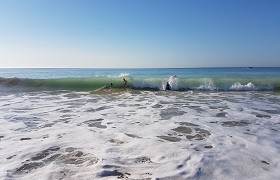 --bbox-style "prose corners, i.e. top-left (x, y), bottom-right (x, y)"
top-left (0, 67), bottom-right (280, 79)
top-left (0, 67), bottom-right (280, 91)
